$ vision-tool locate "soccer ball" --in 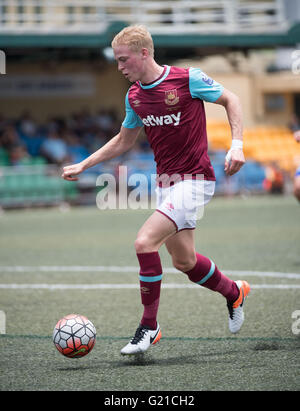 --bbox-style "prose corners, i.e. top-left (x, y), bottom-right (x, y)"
top-left (53, 314), bottom-right (96, 358)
